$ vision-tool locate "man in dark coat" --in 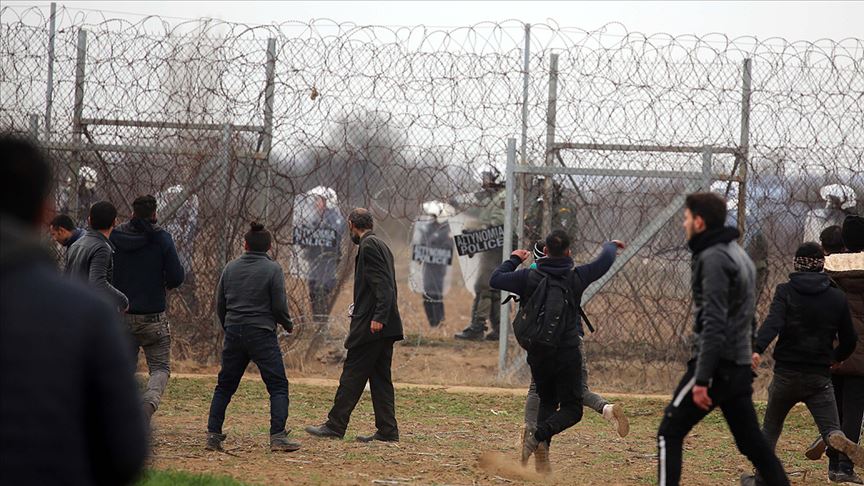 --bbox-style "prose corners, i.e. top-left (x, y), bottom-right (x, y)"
top-left (0, 135), bottom-right (147, 486)
top-left (656, 192), bottom-right (789, 486)
top-left (306, 208), bottom-right (404, 442)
